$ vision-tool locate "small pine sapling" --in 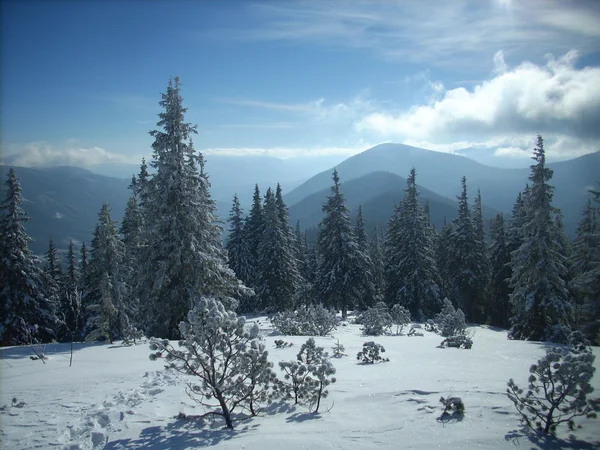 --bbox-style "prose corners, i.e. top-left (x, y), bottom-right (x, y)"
top-left (277, 337), bottom-right (336, 412)
top-left (390, 304), bottom-right (411, 335)
top-left (438, 396), bottom-right (465, 421)
top-left (357, 341), bottom-right (389, 364)
top-left (331, 339), bottom-right (347, 358)
top-left (407, 327), bottom-right (424, 337)
top-left (506, 345), bottom-right (600, 435)
top-left (434, 298), bottom-right (467, 337)
top-left (149, 297), bottom-right (278, 429)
